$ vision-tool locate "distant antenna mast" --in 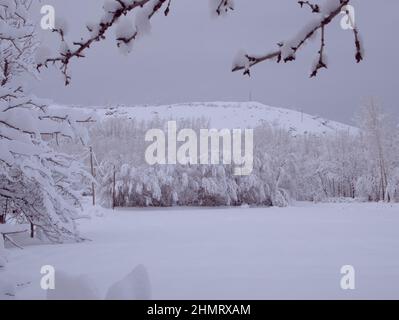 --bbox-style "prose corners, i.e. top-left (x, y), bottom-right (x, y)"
top-left (248, 76), bottom-right (253, 102)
